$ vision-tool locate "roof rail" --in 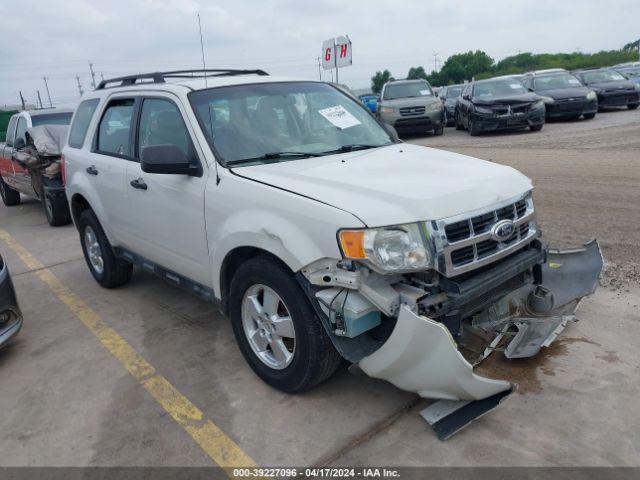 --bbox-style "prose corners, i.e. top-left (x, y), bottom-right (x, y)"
top-left (96, 69), bottom-right (269, 90)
